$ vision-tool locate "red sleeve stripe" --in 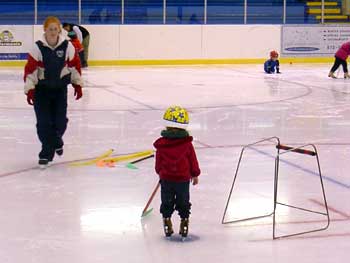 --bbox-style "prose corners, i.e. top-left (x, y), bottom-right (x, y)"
top-left (67, 54), bottom-right (82, 75)
top-left (23, 54), bottom-right (39, 82)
